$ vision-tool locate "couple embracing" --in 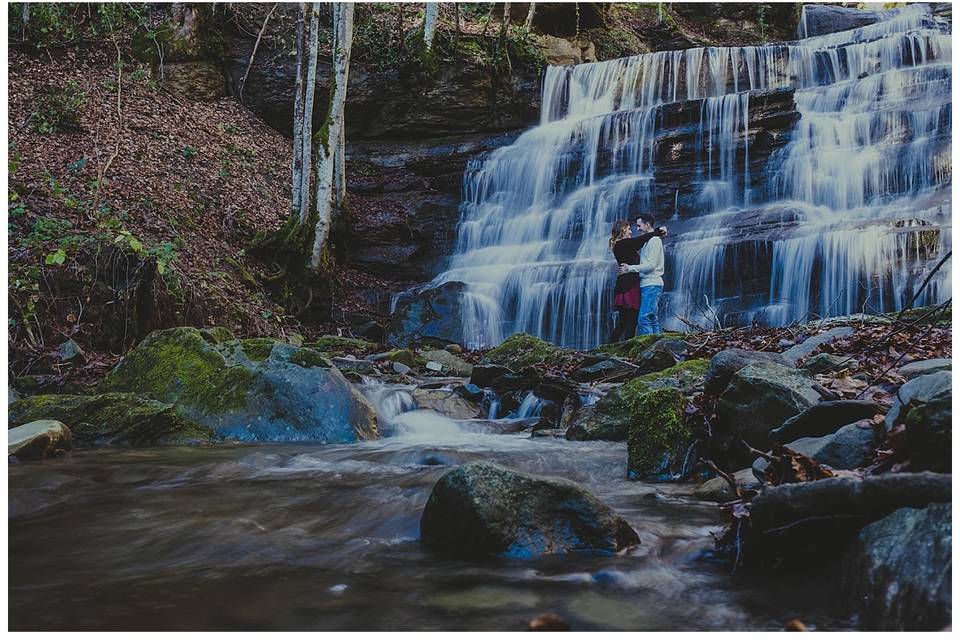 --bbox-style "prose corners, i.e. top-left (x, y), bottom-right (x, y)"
top-left (608, 213), bottom-right (666, 342)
